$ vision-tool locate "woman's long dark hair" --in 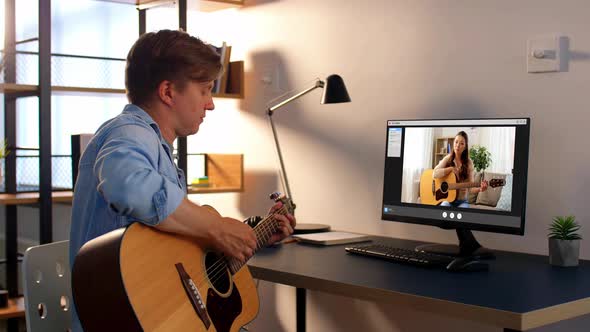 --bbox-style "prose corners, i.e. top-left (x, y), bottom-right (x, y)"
top-left (448, 131), bottom-right (469, 181)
